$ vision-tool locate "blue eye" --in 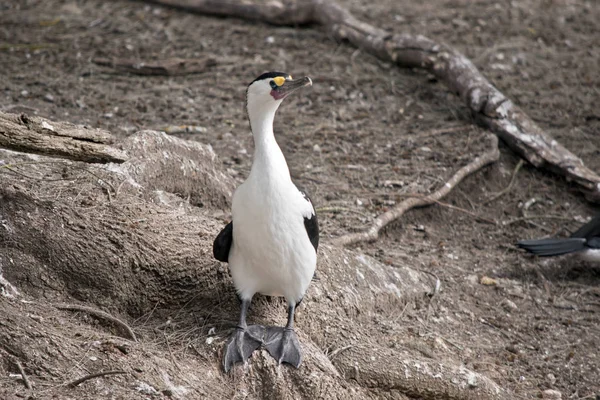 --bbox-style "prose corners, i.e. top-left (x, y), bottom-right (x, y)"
top-left (269, 81), bottom-right (277, 89)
